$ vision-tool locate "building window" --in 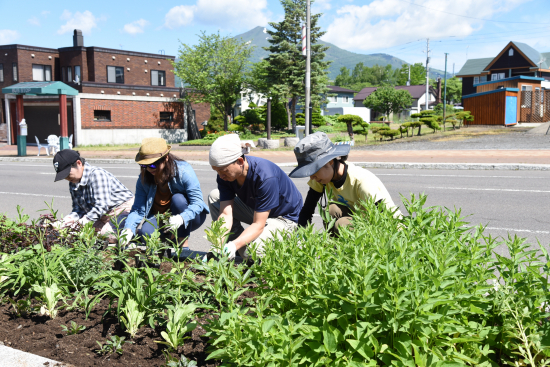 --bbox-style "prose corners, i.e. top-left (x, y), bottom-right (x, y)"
top-left (61, 67), bottom-right (66, 82)
top-left (474, 77), bottom-right (479, 85)
top-left (107, 66), bottom-right (124, 84)
top-left (344, 96), bottom-right (349, 103)
top-left (94, 110), bottom-right (111, 122)
top-left (480, 75), bottom-right (487, 83)
top-left (509, 48), bottom-right (514, 56)
top-left (67, 66), bottom-right (72, 82)
top-left (12, 63), bottom-right (17, 82)
top-left (32, 64), bottom-right (52, 81)
top-left (74, 66), bottom-right (81, 82)
top-left (0, 64), bottom-right (3, 83)
top-left (491, 73), bottom-right (506, 81)
top-left (521, 85), bottom-right (533, 91)
top-left (160, 112), bottom-right (174, 123)
top-left (151, 70), bottom-right (166, 86)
